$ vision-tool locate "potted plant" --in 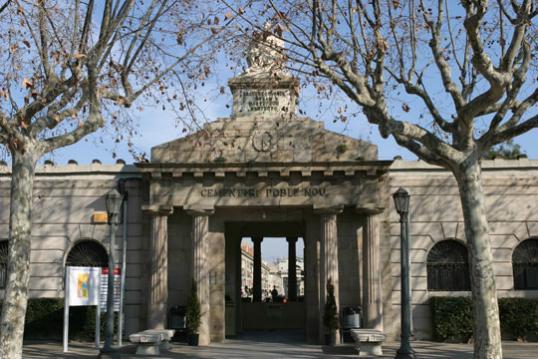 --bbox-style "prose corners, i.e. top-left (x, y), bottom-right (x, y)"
top-left (186, 281), bottom-right (201, 346)
top-left (323, 279), bottom-right (339, 346)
